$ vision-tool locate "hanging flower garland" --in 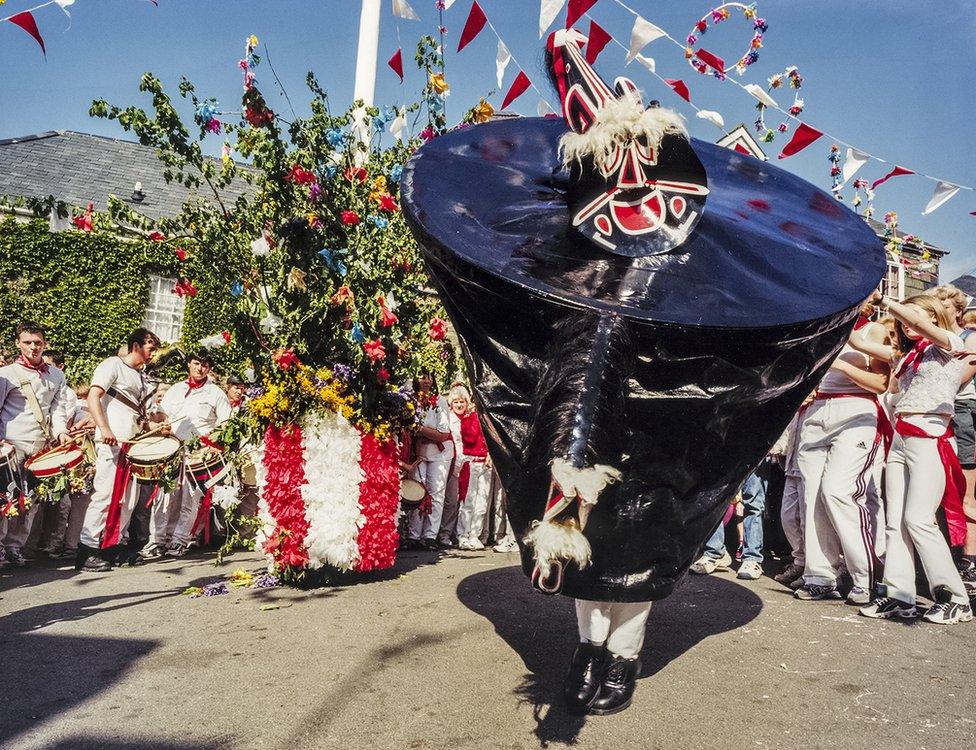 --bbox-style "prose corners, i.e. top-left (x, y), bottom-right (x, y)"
top-left (355, 433), bottom-right (401, 572)
top-left (828, 144), bottom-right (842, 198)
top-left (753, 66), bottom-right (803, 142)
top-left (685, 2), bottom-right (766, 79)
top-left (851, 178), bottom-right (873, 218)
top-left (259, 424), bottom-right (311, 576)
